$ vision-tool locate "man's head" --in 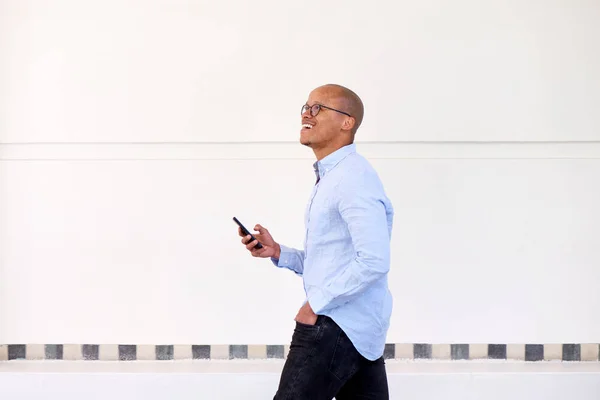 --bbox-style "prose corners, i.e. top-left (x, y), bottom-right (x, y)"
top-left (299, 84), bottom-right (364, 159)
